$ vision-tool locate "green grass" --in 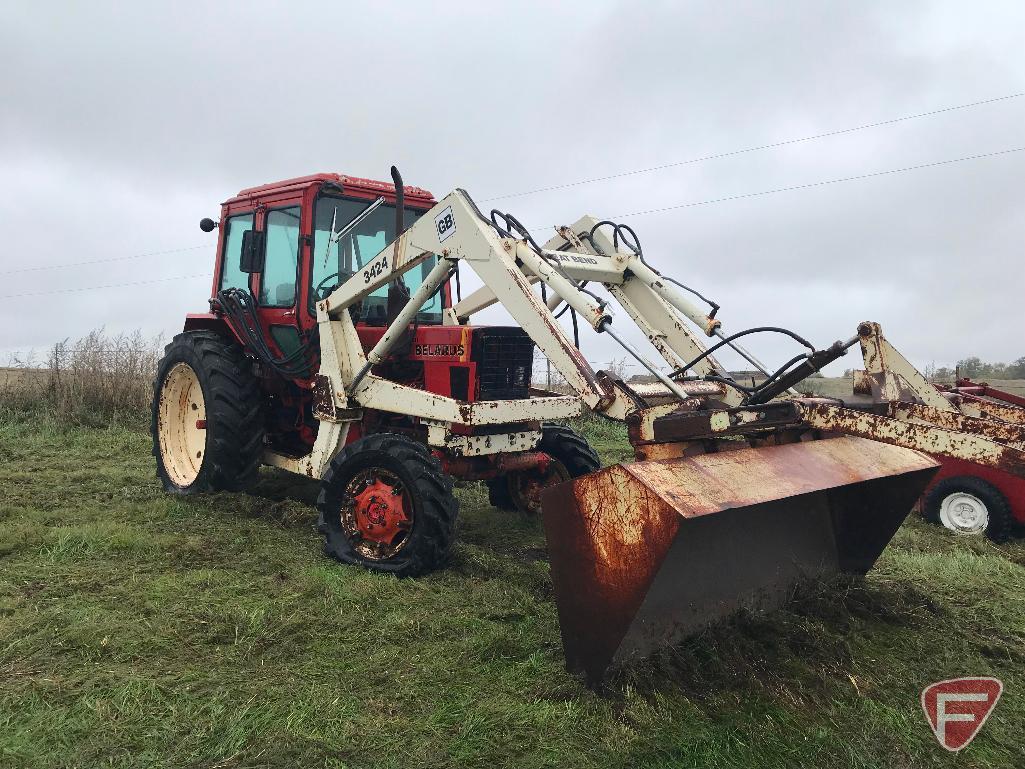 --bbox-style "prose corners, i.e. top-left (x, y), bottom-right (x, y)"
top-left (2, 411), bottom-right (1024, 768)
